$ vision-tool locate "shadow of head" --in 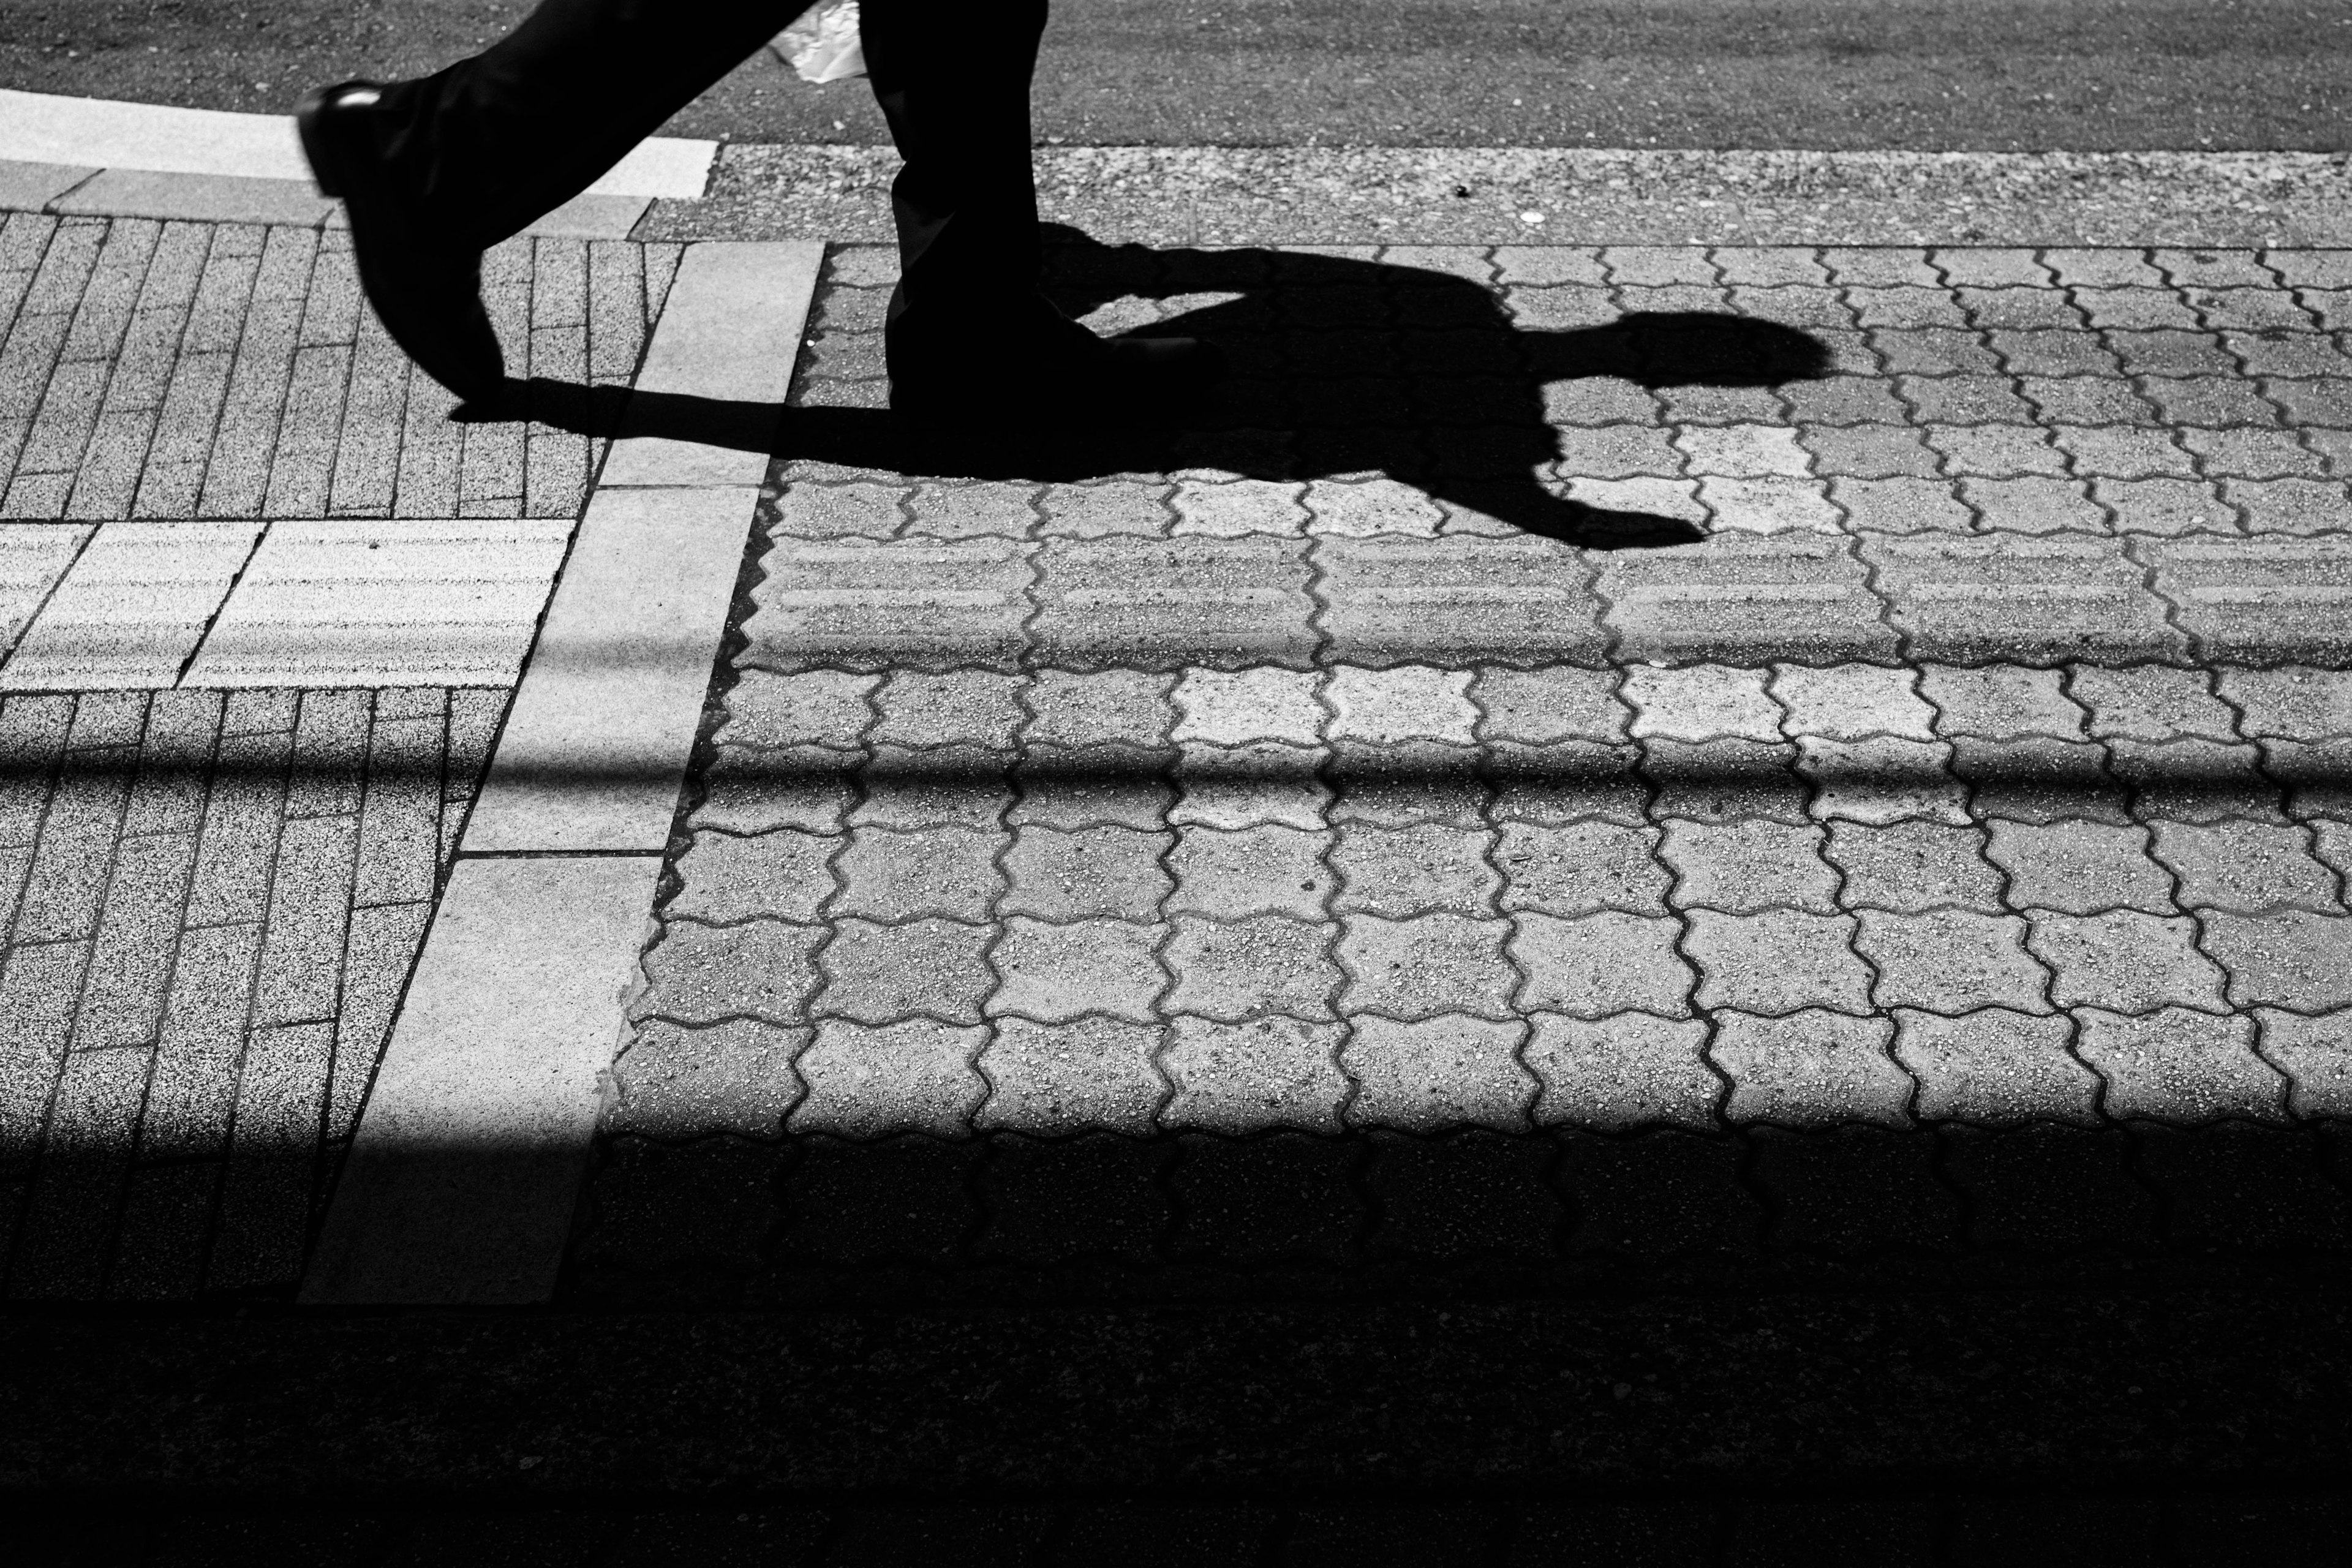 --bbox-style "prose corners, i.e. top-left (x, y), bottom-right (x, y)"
top-left (476, 225), bottom-right (1833, 549)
